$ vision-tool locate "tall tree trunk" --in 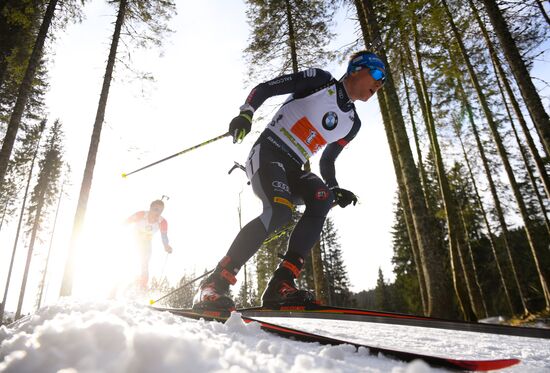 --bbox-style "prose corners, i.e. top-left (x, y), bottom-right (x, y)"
top-left (458, 206), bottom-right (488, 318)
top-left (0, 0), bottom-right (58, 189)
top-left (493, 66), bottom-right (550, 236)
top-left (357, 1), bottom-right (430, 312)
top-left (479, 0), bottom-right (550, 158)
top-left (15, 183), bottom-right (47, 319)
top-left (399, 56), bottom-right (431, 314)
top-left (0, 201), bottom-right (8, 232)
top-left (535, 0), bottom-right (550, 29)
top-left (0, 122), bottom-right (45, 321)
top-left (400, 53), bottom-right (430, 211)
top-left (444, 26), bottom-right (528, 315)
top-left (238, 194), bottom-right (249, 306)
top-left (443, 0), bottom-right (550, 310)
top-left (492, 55), bottom-right (550, 203)
top-left (469, 0), bottom-right (550, 209)
top-left (312, 231), bottom-right (327, 303)
top-left (319, 233), bottom-right (332, 305)
top-left (408, 17), bottom-right (480, 320)
top-left (462, 90), bottom-right (528, 315)
top-left (454, 122), bottom-right (515, 315)
top-left (380, 86), bottom-right (428, 314)
top-left (60, 0), bottom-right (128, 296)
top-left (36, 180), bottom-right (64, 310)
top-left (359, 0), bottom-right (454, 317)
